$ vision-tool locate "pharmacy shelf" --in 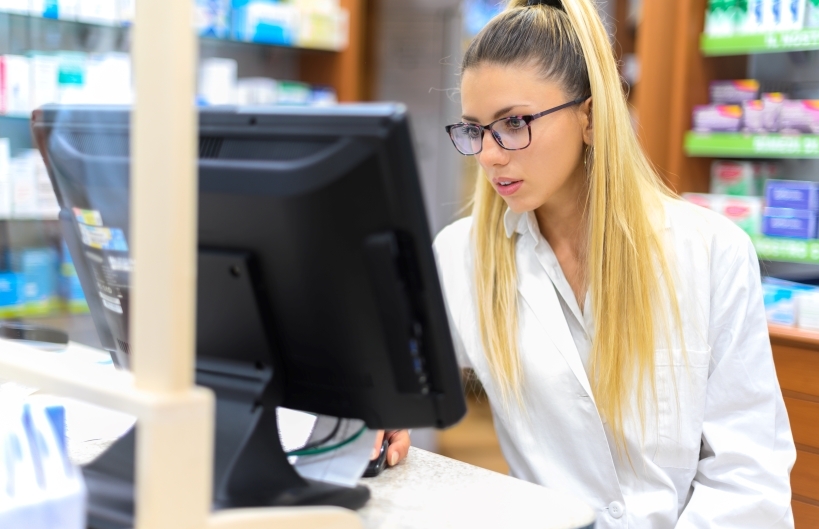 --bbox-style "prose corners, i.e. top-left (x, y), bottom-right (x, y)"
top-left (0, 10), bottom-right (344, 52)
top-left (701, 29), bottom-right (819, 56)
top-left (768, 323), bottom-right (819, 348)
top-left (753, 235), bottom-right (819, 264)
top-left (685, 131), bottom-right (819, 158)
